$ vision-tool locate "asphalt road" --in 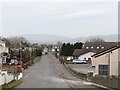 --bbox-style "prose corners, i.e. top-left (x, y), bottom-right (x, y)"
top-left (14, 54), bottom-right (105, 89)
